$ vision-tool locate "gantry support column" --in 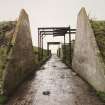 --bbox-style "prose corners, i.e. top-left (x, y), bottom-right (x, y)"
top-left (47, 43), bottom-right (49, 56)
top-left (41, 34), bottom-right (43, 59)
top-left (38, 28), bottom-right (40, 61)
top-left (64, 34), bottom-right (66, 61)
top-left (69, 26), bottom-right (72, 67)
